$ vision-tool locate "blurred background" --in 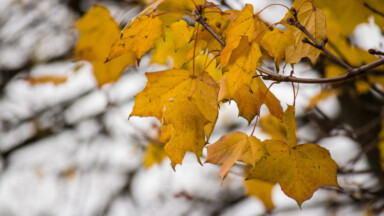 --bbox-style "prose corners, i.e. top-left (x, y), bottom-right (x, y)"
top-left (1, 0), bottom-right (384, 215)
